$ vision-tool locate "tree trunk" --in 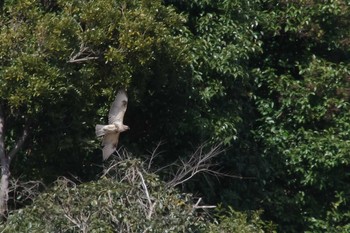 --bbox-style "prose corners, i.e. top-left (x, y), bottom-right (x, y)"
top-left (0, 106), bottom-right (9, 219)
top-left (0, 155), bottom-right (9, 219)
top-left (0, 105), bottom-right (28, 220)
